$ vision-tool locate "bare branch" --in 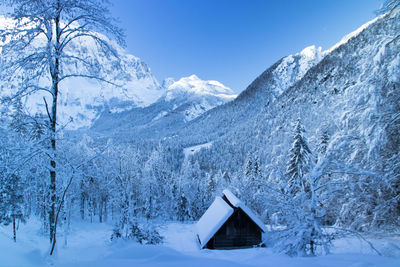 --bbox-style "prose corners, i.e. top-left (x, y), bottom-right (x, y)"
top-left (43, 97), bottom-right (52, 123)
top-left (59, 73), bottom-right (122, 87)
